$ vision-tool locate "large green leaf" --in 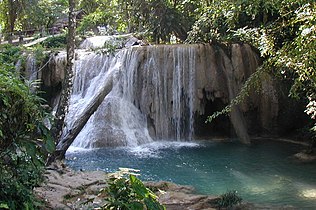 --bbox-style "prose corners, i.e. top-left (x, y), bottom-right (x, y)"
top-left (129, 175), bottom-right (148, 198)
top-left (44, 134), bottom-right (55, 153)
top-left (0, 203), bottom-right (9, 209)
top-left (144, 197), bottom-right (166, 210)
